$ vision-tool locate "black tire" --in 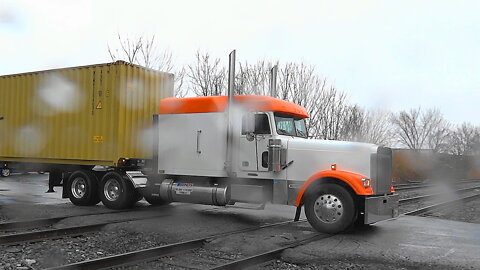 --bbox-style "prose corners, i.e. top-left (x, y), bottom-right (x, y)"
top-left (304, 183), bottom-right (356, 234)
top-left (142, 181), bottom-right (170, 206)
top-left (134, 190), bottom-right (143, 202)
top-left (67, 170), bottom-right (100, 206)
top-left (1, 168), bottom-right (11, 177)
top-left (144, 195), bottom-right (170, 206)
top-left (99, 171), bottom-right (136, 210)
